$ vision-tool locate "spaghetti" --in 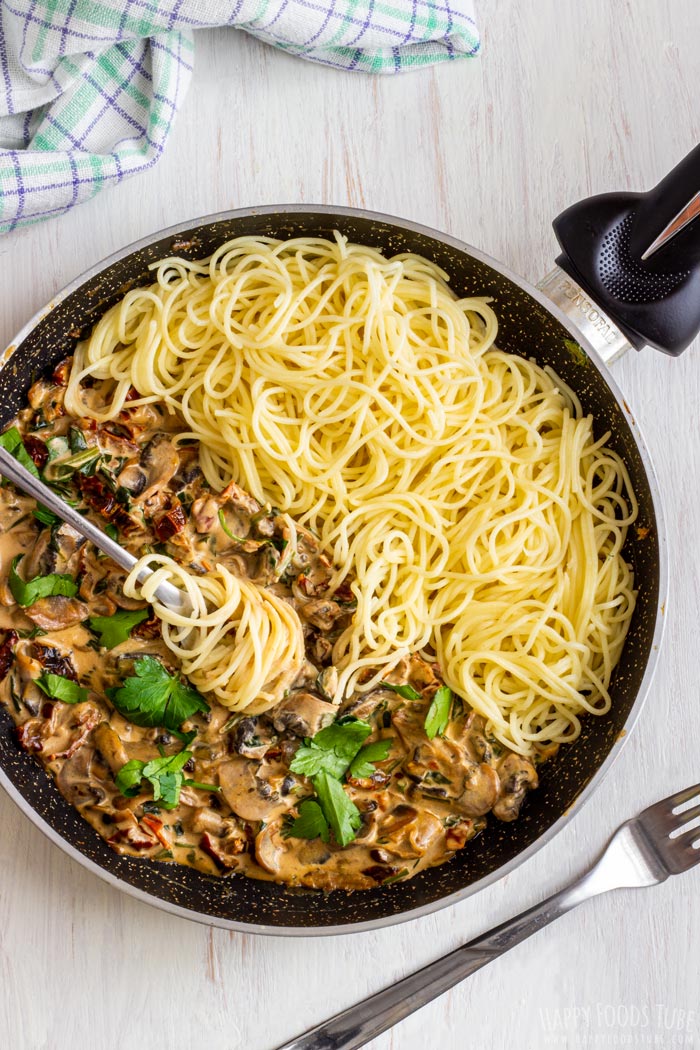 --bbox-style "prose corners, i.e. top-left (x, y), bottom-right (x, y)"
top-left (66, 234), bottom-right (637, 754)
top-left (123, 555), bottom-right (305, 713)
